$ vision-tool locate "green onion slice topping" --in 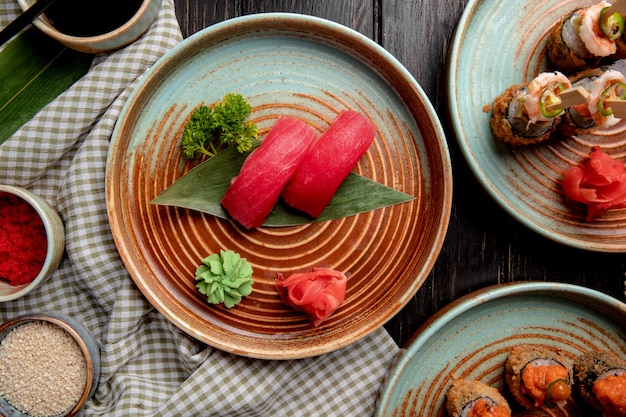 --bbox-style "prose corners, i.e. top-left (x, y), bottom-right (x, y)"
top-left (600, 7), bottom-right (625, 40)
top-left (540, 83), bottom-right (567, 118)
top-left (598, 81), bottom-right (626, 116)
